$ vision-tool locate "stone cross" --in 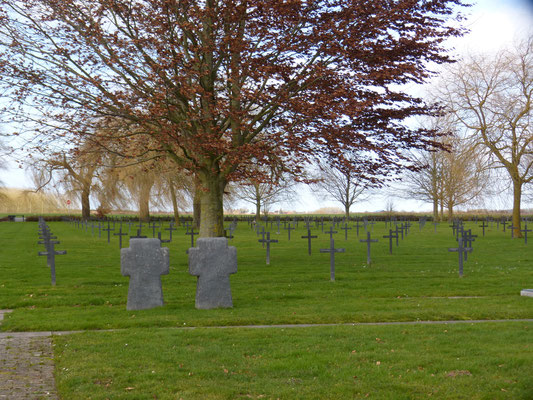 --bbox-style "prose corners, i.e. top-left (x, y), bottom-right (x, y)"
top-left (136, 221), bottom-right (145, 236)
top-left (121, 238), bottom-right (169, 310)
top-left (189, 237), bottom-right (237, 309)
top-left (448, 237), bottom-right (472, 277)
top-left (360, 231), bottom-right (378, 265)
top-left (258, 232), bottom-right (278, 265)
top-left (320, 238), bottom-right (345, 282)
top-left (301, 229), bottom-right (318, 255)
